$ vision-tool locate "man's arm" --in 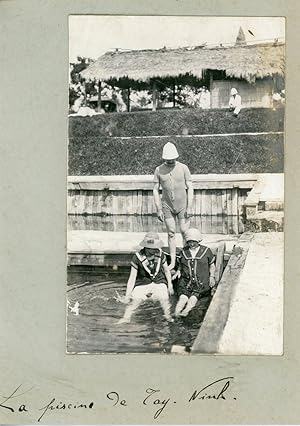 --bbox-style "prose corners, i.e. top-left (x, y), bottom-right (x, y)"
top-left (163, 261), bottom-right (174, 295)
top-left (153, 181), bottom-right (164, 222)
top-left (186, 180), bottom-right (194, 209)
top-left (185, 179), bottom-right (194, 218)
